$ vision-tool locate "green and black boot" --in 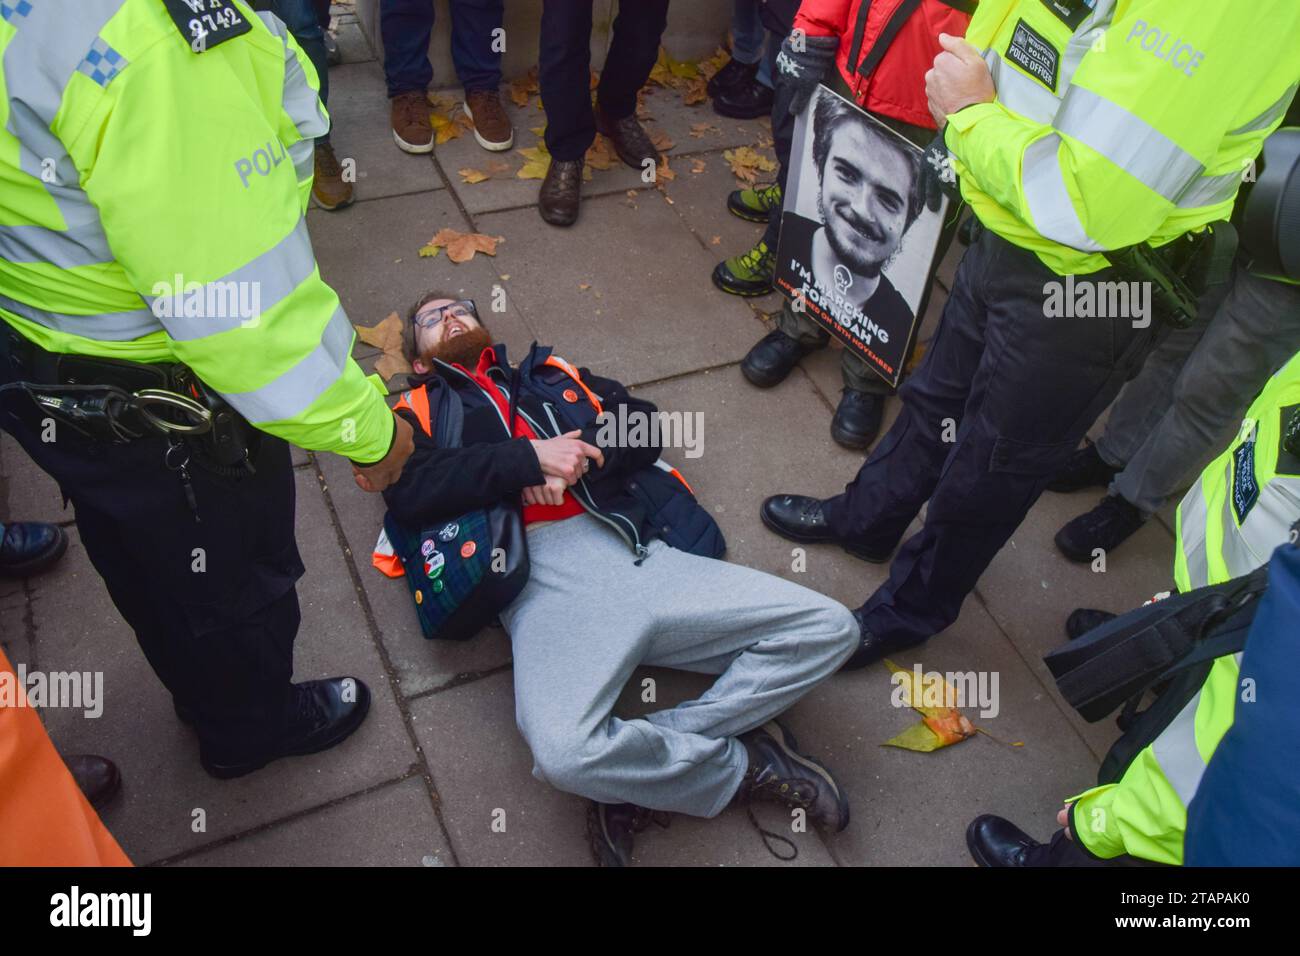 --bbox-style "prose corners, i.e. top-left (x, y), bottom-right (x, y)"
top-left (726, 182), bottom-right (782, 223)
top-left (711, 239), bottom-right (776, 296)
